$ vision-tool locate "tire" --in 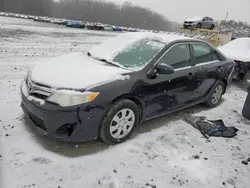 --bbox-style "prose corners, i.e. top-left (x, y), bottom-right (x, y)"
top-left (204, 81), bottom-right (225, 108)
top-left (197, 23), bottom-right (202, 28)
top-left (99, 99), bottom-right (140, 145)
top-left (210, 24), bottom-right (215, 30)
top-left (238, 72), bottom-right (246, 80)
